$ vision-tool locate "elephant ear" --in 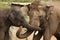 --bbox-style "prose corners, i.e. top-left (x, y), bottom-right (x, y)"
top-left (44, 5), bottom-right (53, 13)
top-left (44, 5), bottom-right (54, 20)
